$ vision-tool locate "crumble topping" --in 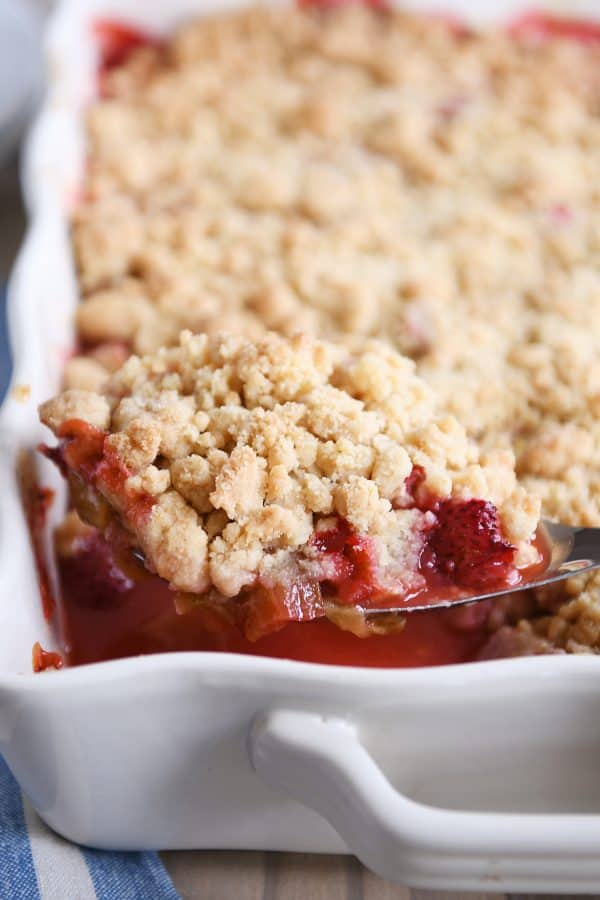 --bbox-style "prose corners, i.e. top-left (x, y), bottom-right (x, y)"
top-left (71, 6), bottom-right (599, 442)
top-left (60, 6), bottom-right (600, 654)
top-left (40, 389), bottom-right (110, 432)
top-left (40, 331), bottom-right (540, 601)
